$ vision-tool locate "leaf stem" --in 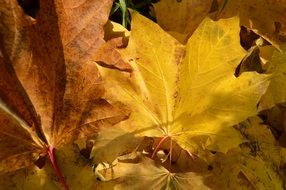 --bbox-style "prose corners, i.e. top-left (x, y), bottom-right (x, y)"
top-left (169, 139), bottom-right (172, 169)
top-left (47, 146), bottom-right (69, 190)
top-left (151, 136), bottom-right (169, 159)
top-left (187, 150), bottom-right (197, 160)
